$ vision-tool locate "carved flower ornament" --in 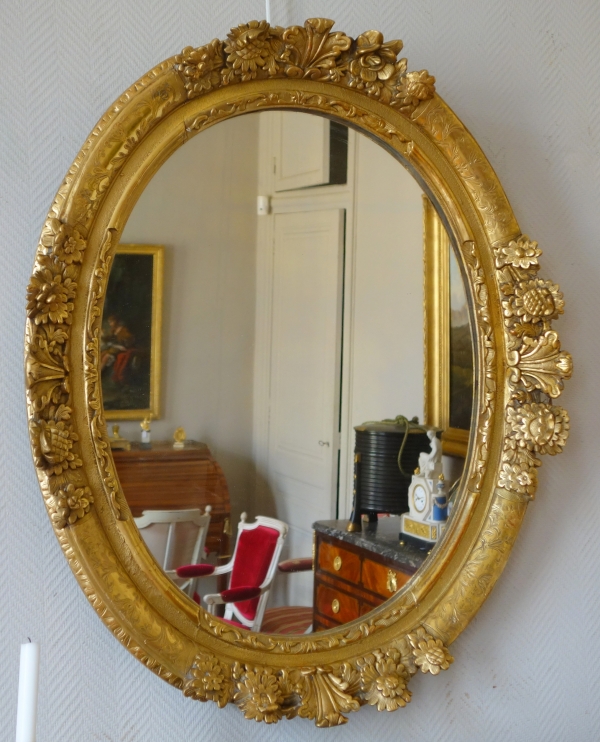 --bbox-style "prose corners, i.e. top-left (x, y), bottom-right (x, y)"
top-left (496, 236), bottom-right (542, 269)
top-left (30, 417), bottom-right (81, 475)
top-left (498, 460), bottom-right (537, 497)
top-left (358, 650), bottom-right (412, 711)
top-left (41, 217), bottom-right (87, 265)
top-left (402, 69), bottom-right (436, 103)
top-left (503, 278), bottom-right (564, 325)
top-left (234, 668), bottom-right (284, 723)
top-left (348, 31), bottom-right (406, 96)
top-left (26, 264), bottom-right (77, 325)
top-left (507, 402), bottom-right (570, 456)
top-left (408, 630), bottom-right (454, 675)
top-left (184, 654), bottom-right (229, 706)
top-left (51, 483), bottom-right (93, 528)
top-left (224, 21), bottom-right (282, 82)
top-left (175, 39), bottom-right (224, 97)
